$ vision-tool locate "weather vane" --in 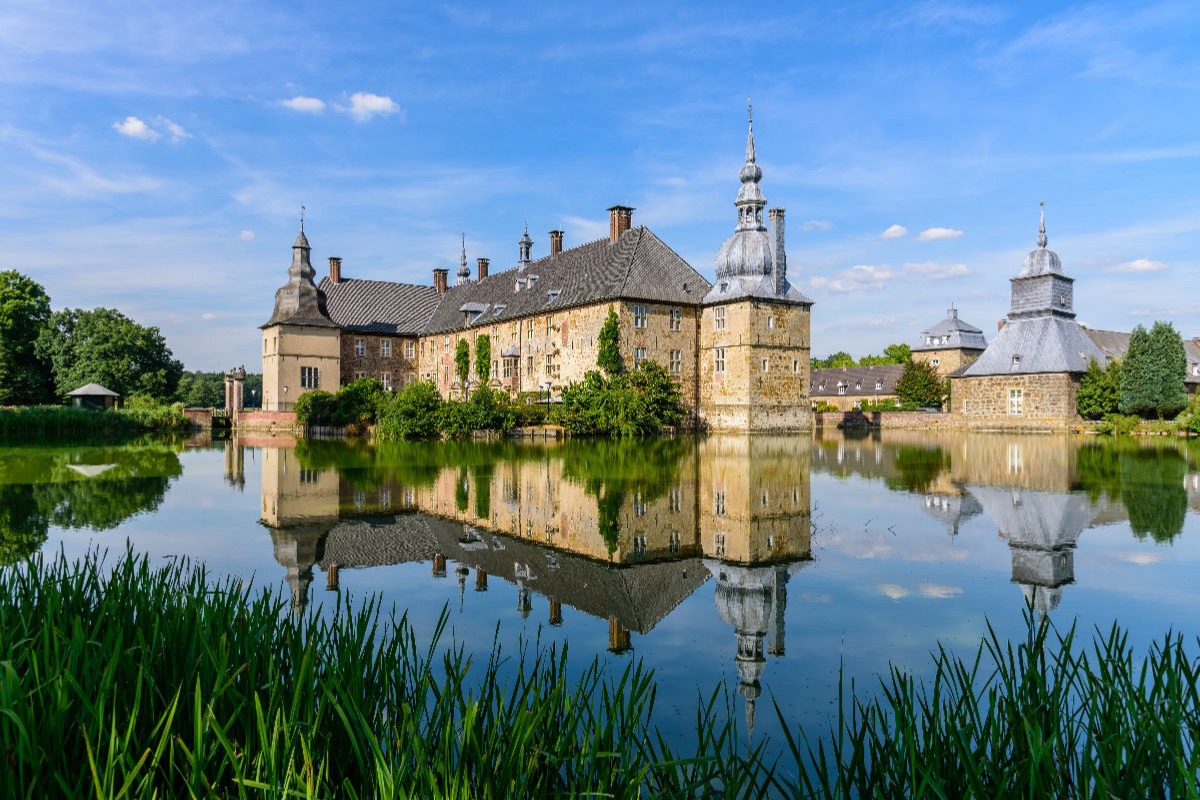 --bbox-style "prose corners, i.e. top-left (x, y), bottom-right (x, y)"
top-left (748, 96), bottom-right (752, 125)
top-left (300, 203), bottom-right (306, 233)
